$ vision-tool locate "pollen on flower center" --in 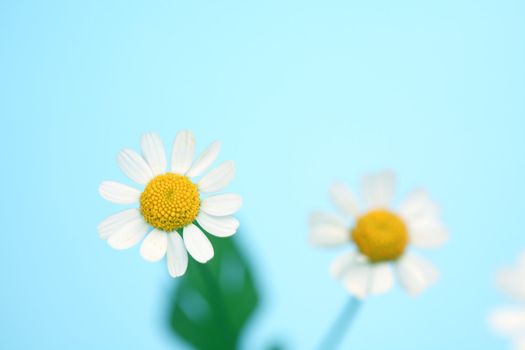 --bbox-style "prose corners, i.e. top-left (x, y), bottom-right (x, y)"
top-left (140, 173), bottom-right (200, 232)
top-left (351, 209), bottom-right (409, 263)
